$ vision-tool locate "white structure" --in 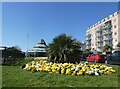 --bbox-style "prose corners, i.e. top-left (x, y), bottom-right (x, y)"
top-left (28, 39), bottom-right (47, 57)
top-left (81, 41), bottom-right (86, 51)
top-left (86, 11), bottom-right (120, 52)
